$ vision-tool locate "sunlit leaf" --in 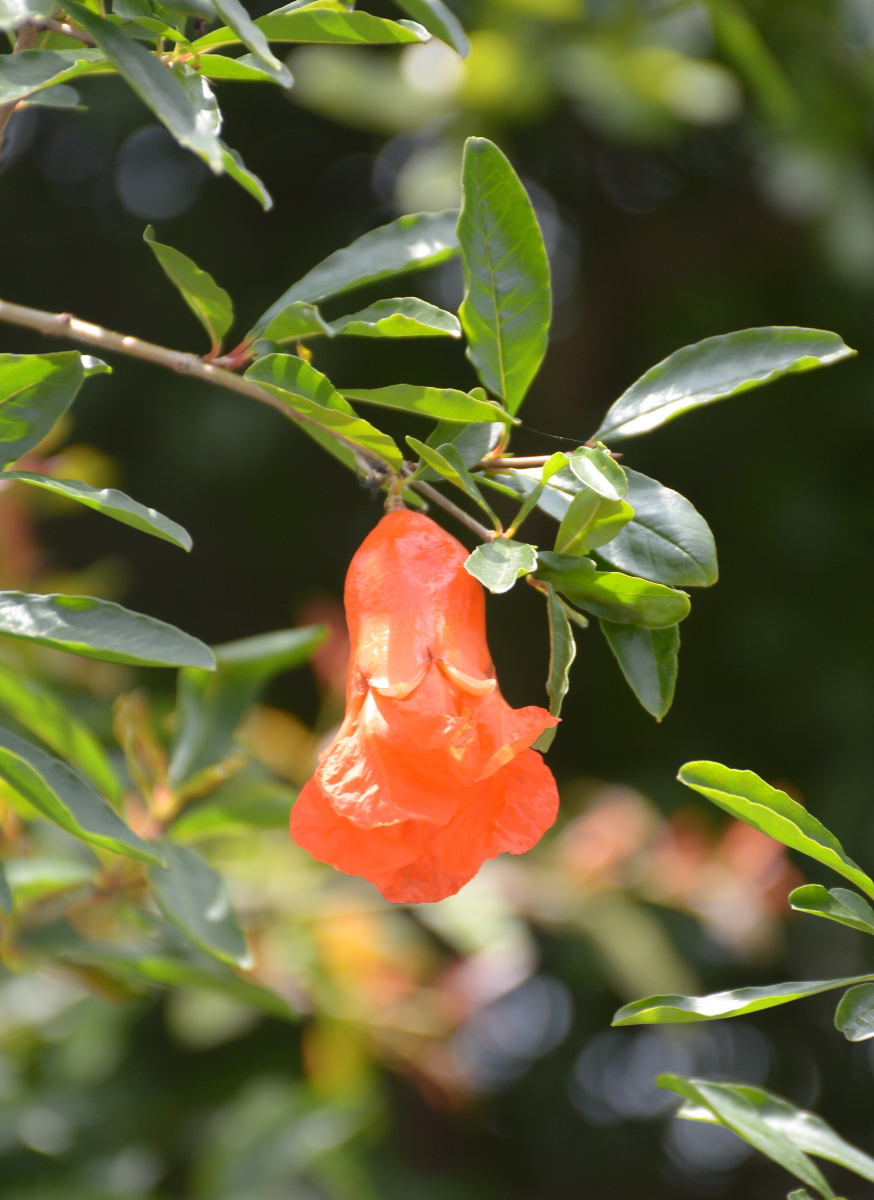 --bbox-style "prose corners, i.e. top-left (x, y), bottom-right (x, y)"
top-left (678, 761), bottom-right (874, 900)
top-left (418, 419), bottom-right (503, 482)
top-left (343, 384), bottom-right (511, 425)
top-left (532, 584), bottom-right (575, 752)
top-left (330, 297), bottom-right (461, 338)
top-left (614, 975), bottom-right (874, 1025)
top-left (219, 140), bottom-right (273, 210)
top-left (195, 51), bottom-right (291, 85)
top-left (601, 620), bottom-right (679, 720)
top-left (505, 453), bottom-right (568, 537)
top-left (0, 352), bottom-right (86, 468)
top-left (194, 0), bottom-right (429, 52)
top-left (407, 436), bottom-right (500, 527)
top-left (0, 0), bottom-right (55, 29)
top-left (0, 726), bottom-right (164, 866)
top-left (390, 0), bottom-right (468, 55)
top-left (594, 328), bottom-right (854, 442)
top-left (211, 0), bottom-right (291, 80)
top-left (0, 47), bottom-right (106, 105)
top-left (536, 551), bottom-right (690, 627)
top-left (568, 445), bottom-right (627, 501)
top-left (248, 209), bottom-right (458, 338)
top-left (458, 137), bottom-right (551, 415)
top-left (149, 840), bottom-right (250, 967)
top-left (5, 471), bottom-right (192, 550)
top-left (555, 489), bottom-right (634, 554)
top-left (144, 226), bottom-right (233, 353)
top-left (835, 983), bottom-right (874, 1042)
top-left (0, 592), bottom-right (216, 669)
top-left (256, 301), bottom-right (329, 342)
top-left (789, 885), bottom-right (874, 937)
top-left (464, 539), bottom-right (537, 594)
